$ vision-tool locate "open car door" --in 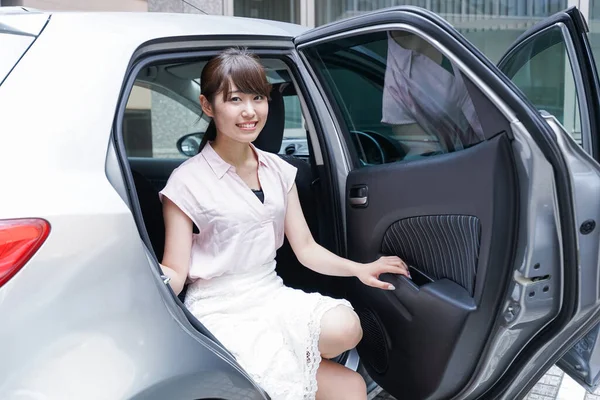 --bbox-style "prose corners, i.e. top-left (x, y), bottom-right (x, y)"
top-left (498, 6), bottom-right (600, 393)
top-left (295, 6), bottom-right (600, 400)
